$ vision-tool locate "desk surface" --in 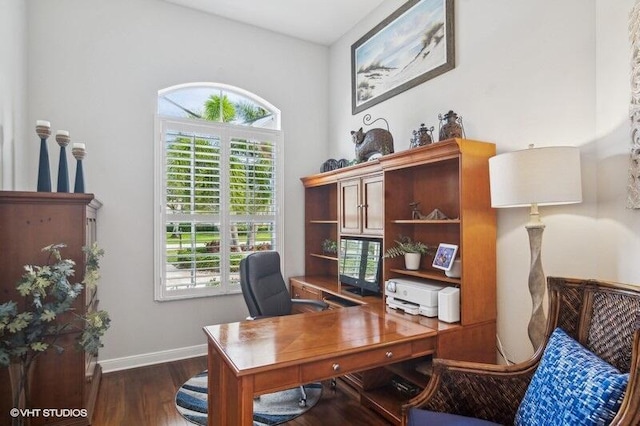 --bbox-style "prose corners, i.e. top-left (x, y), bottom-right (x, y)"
top-left (203, 305), bottom-right (438, 377)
